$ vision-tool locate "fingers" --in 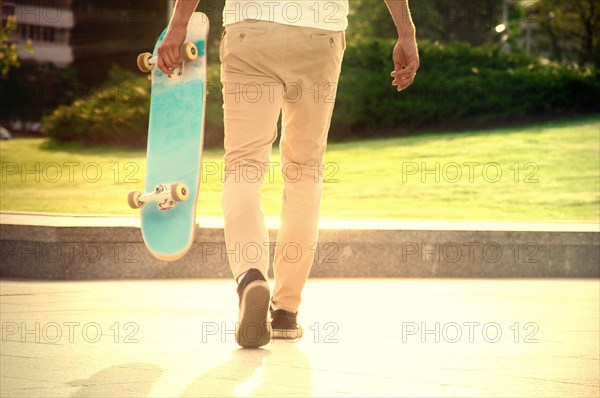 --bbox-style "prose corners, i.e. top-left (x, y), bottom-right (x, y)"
top-left (157, 42), bottom-right (183, 75)
top-left (391, 66), bottom-right (417, 91)
top-left (392, 76), bottom-right (414, 91)
top-left (393, 60), bottom-right (406, 80)
top-left (157, 53), bottom-right (169, 75)
top-left (392, 74), bottom-right (415, 91)
top-left (391, 66), bottom-right (415, 78)
top-left (393, 76), bottom-right (415, 91)
top-left (393, 48), bottom-right (407, 71)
